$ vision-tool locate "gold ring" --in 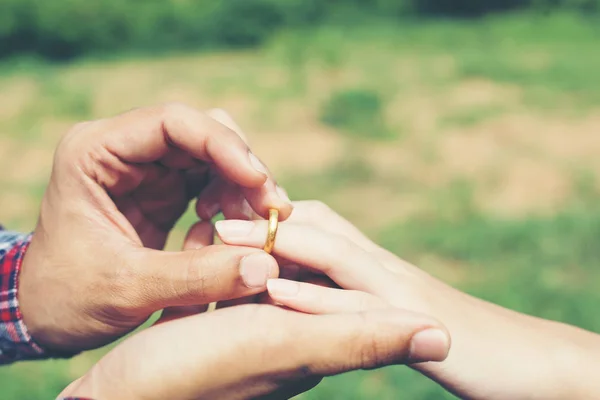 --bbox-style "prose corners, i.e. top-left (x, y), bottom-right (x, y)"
top-left (263, 209), bottom-right (279, 254)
